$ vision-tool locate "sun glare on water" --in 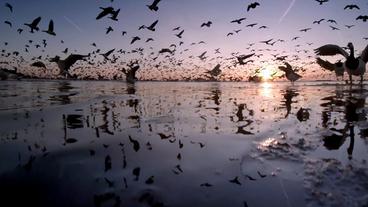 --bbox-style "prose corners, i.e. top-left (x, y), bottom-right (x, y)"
top-left (259, 67), bottom-right (274, 81)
